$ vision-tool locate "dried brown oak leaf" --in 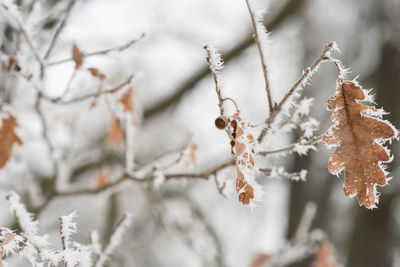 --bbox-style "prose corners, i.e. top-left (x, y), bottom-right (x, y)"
top-left (323, 80), bottom-right (397, 208)
top-left (312, 242), bottom-right (340, 267)
top-left (72, 43), bottom-right (84, 69)
top-left (0, 113), bottom-right (22, 169)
